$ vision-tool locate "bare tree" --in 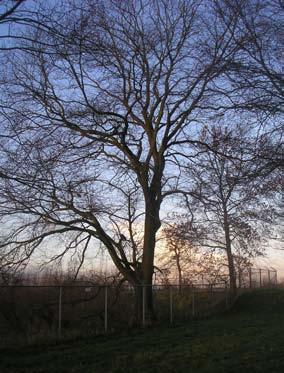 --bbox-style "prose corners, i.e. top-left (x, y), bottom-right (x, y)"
top-left (0, 0), bottom-right (281, 321)
top-left (182, 124), bottom-right (279, 293)
top-left (0, 0), bottom-right (24, 21)
top-left (160, 219), bottom-right (229, 288)
top-left (211, 0), bottom-right (283, 113)
top-left (214, 0), bottom-right (283, 173)
top-left (161, 221), bottom-right (200, 289)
